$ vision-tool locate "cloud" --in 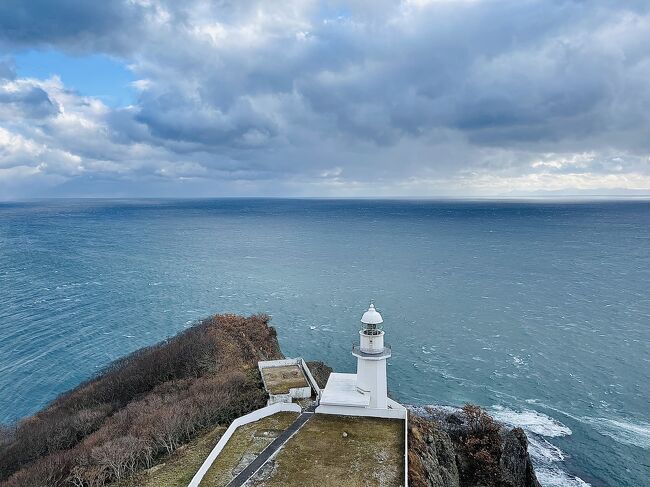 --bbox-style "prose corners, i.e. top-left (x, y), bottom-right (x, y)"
top-left (0, 58), bottom-right (16, 80)
top-left (0, 0), bottom-right (147, 54)
top-left (0, 0), bottom-right (649, 198)
top-left (0, 80), bottom-right (60, 119)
